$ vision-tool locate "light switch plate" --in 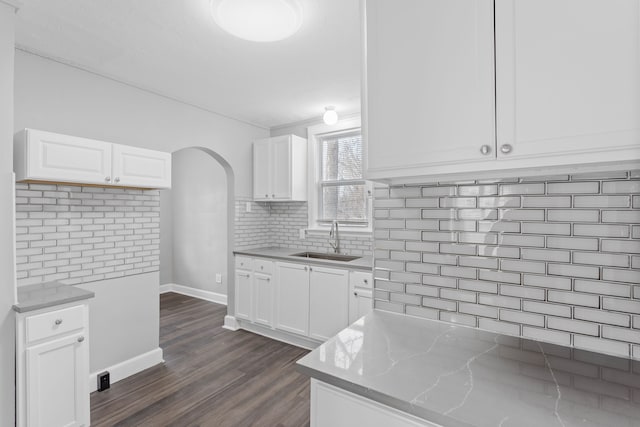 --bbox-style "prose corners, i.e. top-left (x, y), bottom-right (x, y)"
top-left (215, 273), bottom-right (222, 283)
top-left (245, 202), bottom-right (252, 212)
top-left (299, 229), bottom-right (306, 239)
